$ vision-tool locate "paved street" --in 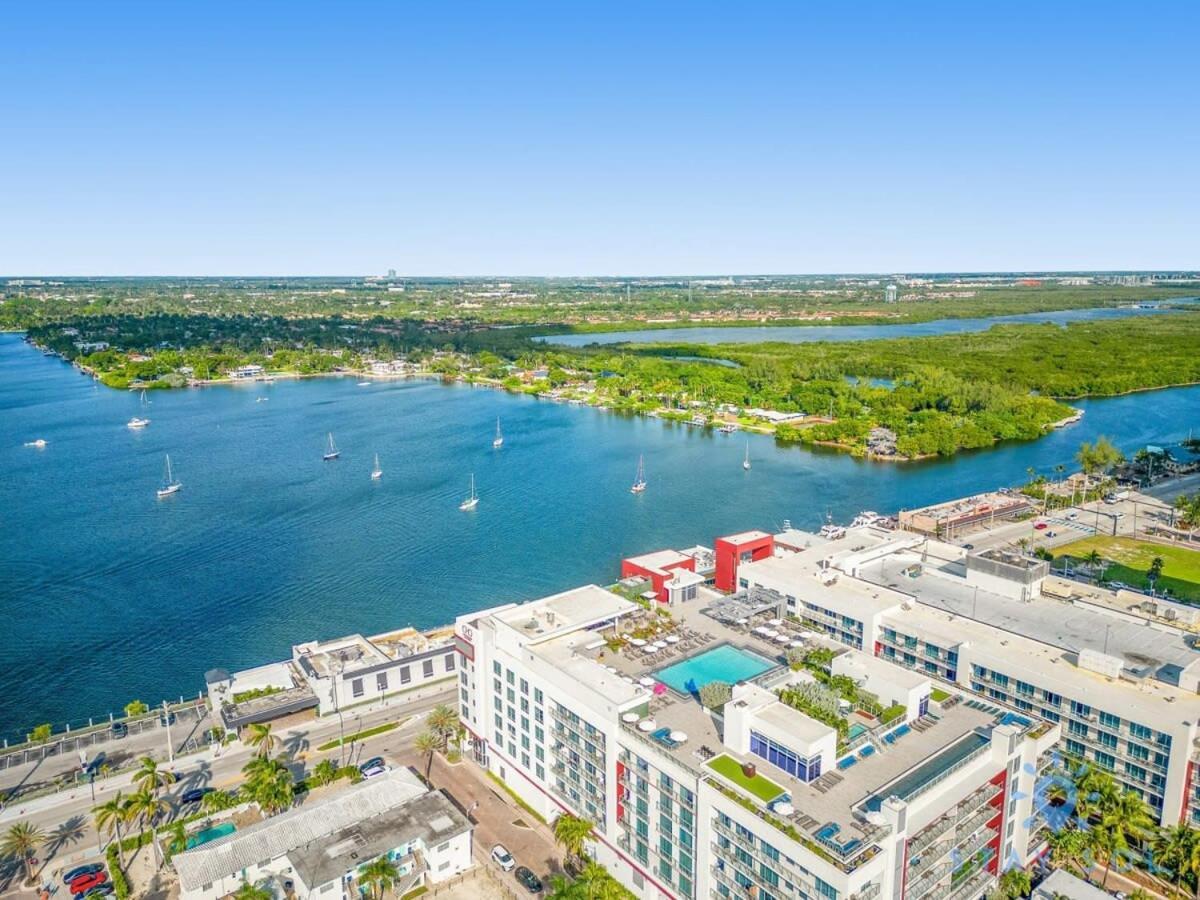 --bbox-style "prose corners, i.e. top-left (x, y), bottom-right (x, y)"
top-left (0, 684), bottom-right (457, 897)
